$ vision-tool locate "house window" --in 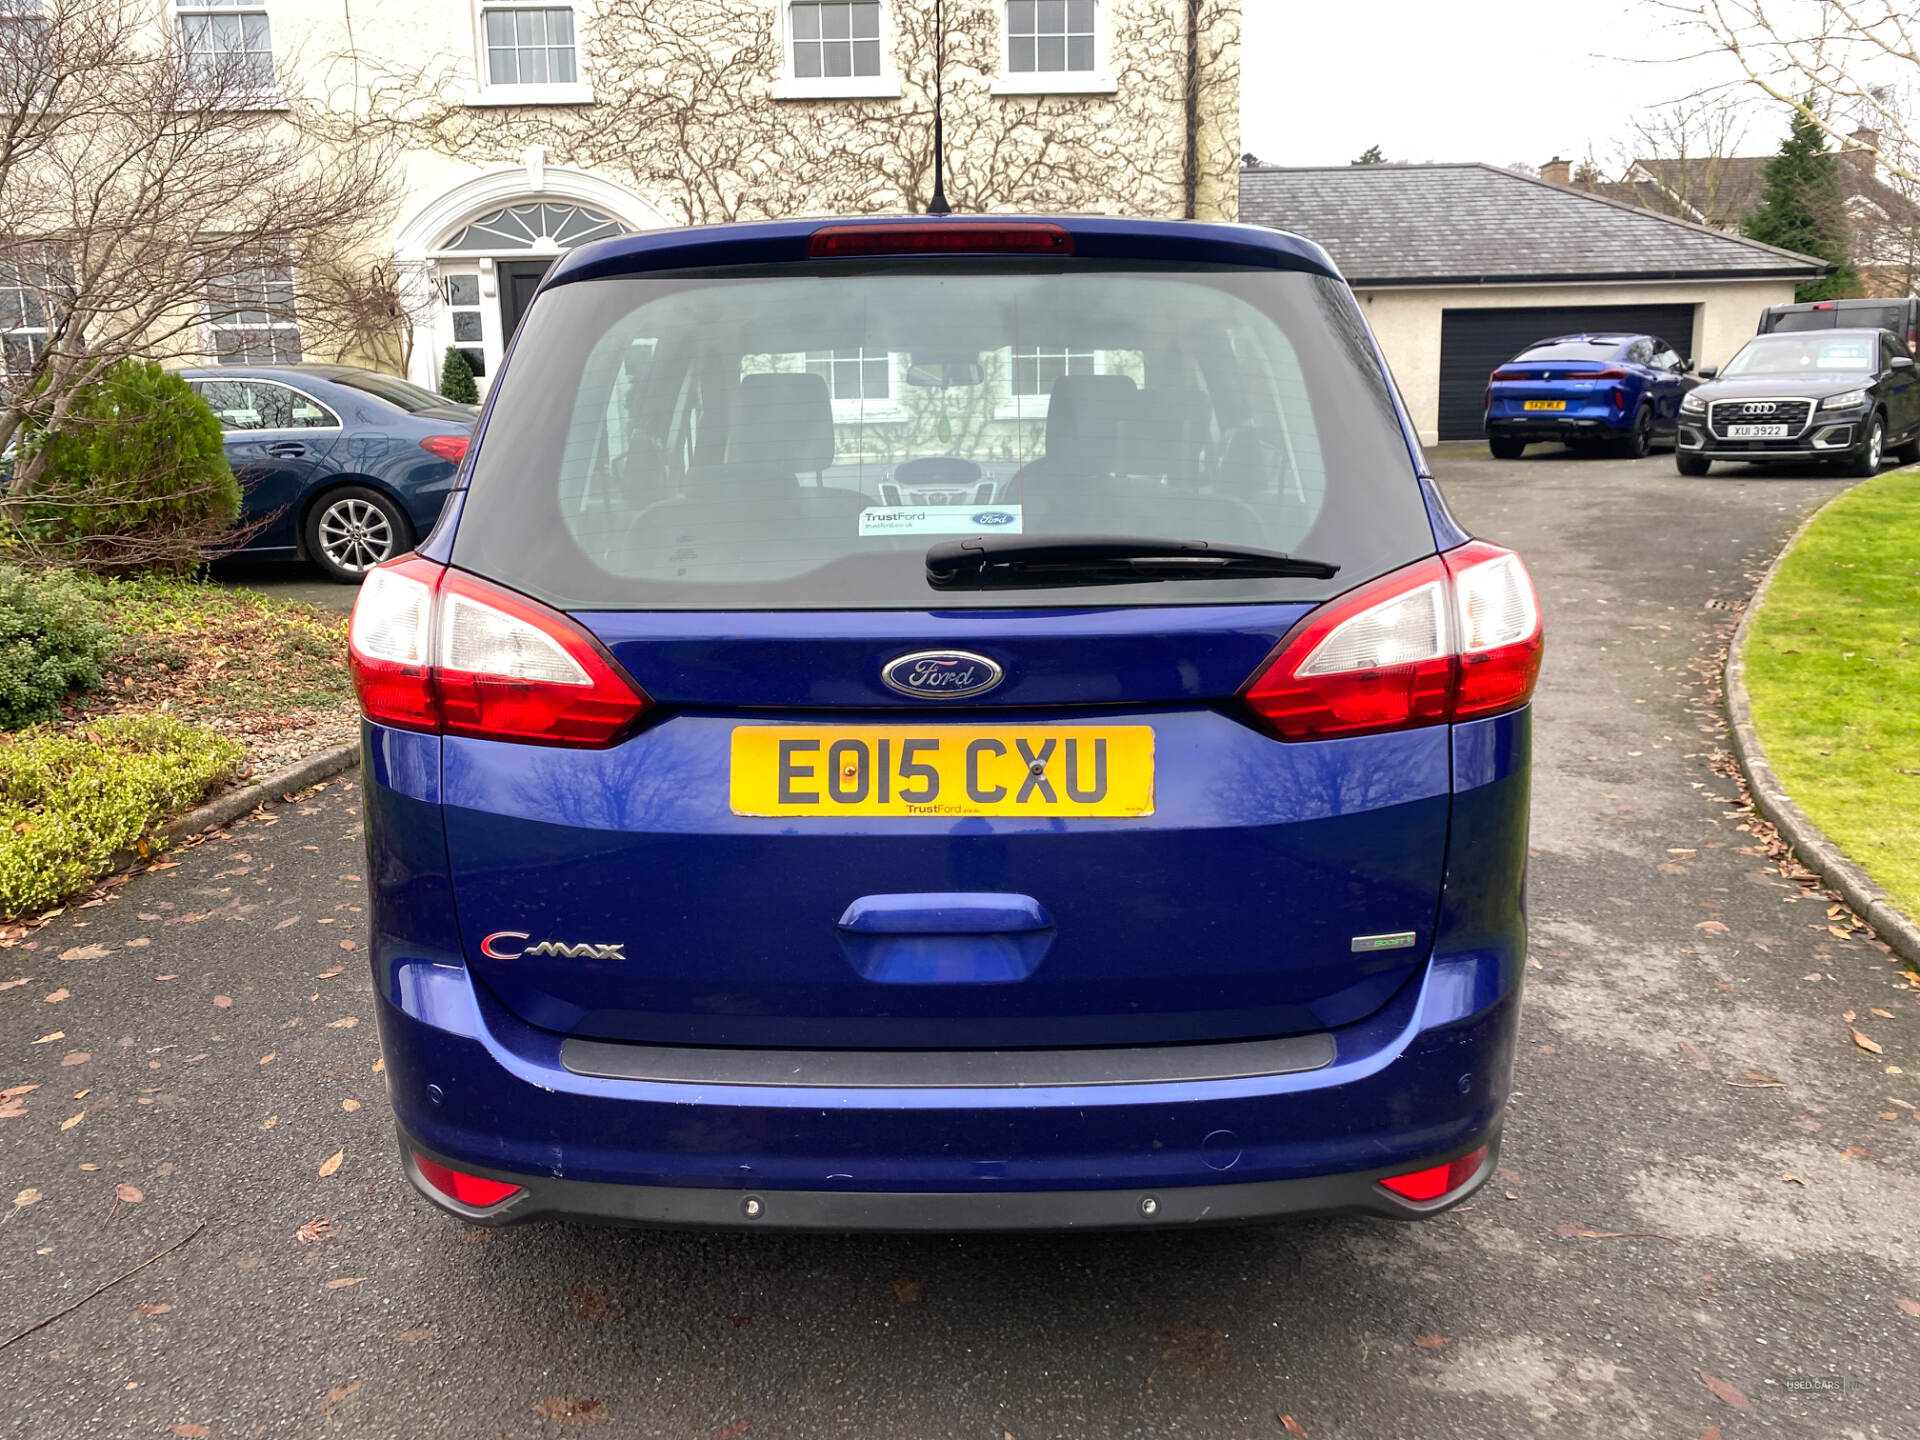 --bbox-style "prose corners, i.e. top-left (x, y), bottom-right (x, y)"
top-left (790, 1), bottom-right (881, 79)
top-left (1, 0), bottom-right (49, 85)
top-left (203, 250), bottom-right (302, 364)
top-left (177, 0), bottom-right (276, 90)
top-left (481, 1), bottom-right (577, 86)
top-left (805, 349), bottom-right (889, 401)
top-left (1007, 0), bottom-right (1094, 74)
top-left (0, 246), bottom-right (69, 391)
top-left (1011, 345), bottom-right (1094, 397)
